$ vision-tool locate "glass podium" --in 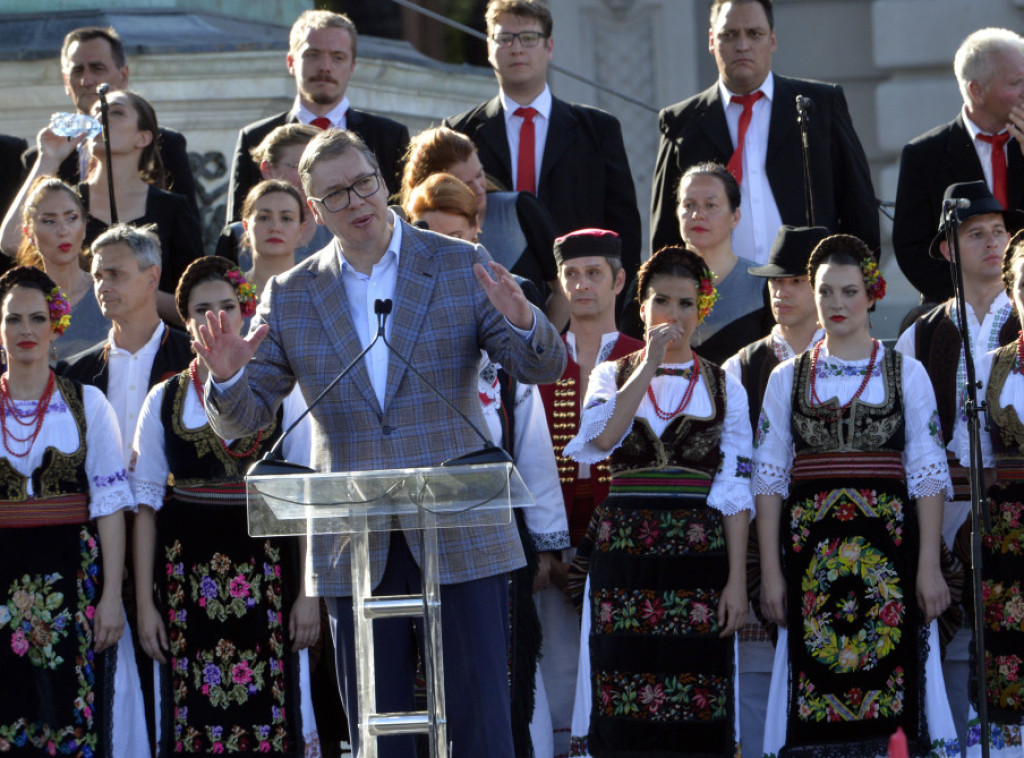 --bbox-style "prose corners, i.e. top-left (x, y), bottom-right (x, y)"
top-left (246, 461), bottom-right (535, 758)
